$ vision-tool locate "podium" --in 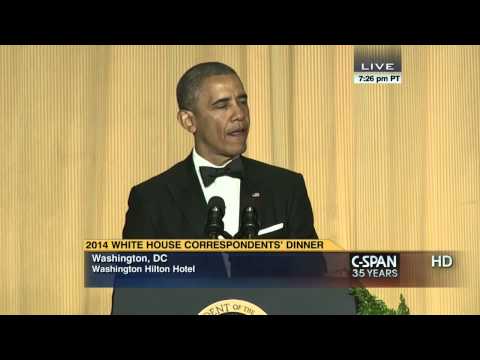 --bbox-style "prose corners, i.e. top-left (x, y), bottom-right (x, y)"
top-left (111, 287), bottom-right (356, 315)
top-left (103, 239), bottom-right (357, 315)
